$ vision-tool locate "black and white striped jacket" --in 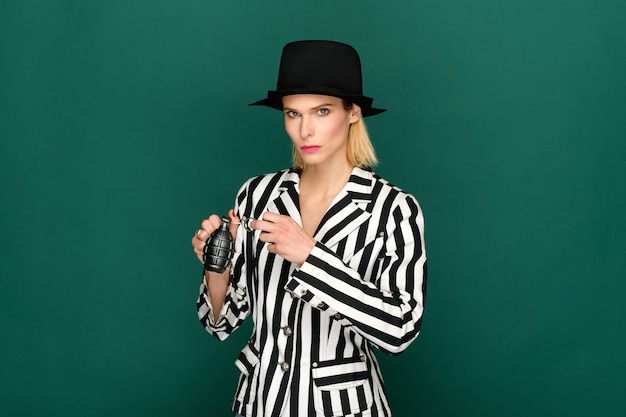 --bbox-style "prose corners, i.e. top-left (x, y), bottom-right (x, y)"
top-left (197, 166), bottom-right (427, 417)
